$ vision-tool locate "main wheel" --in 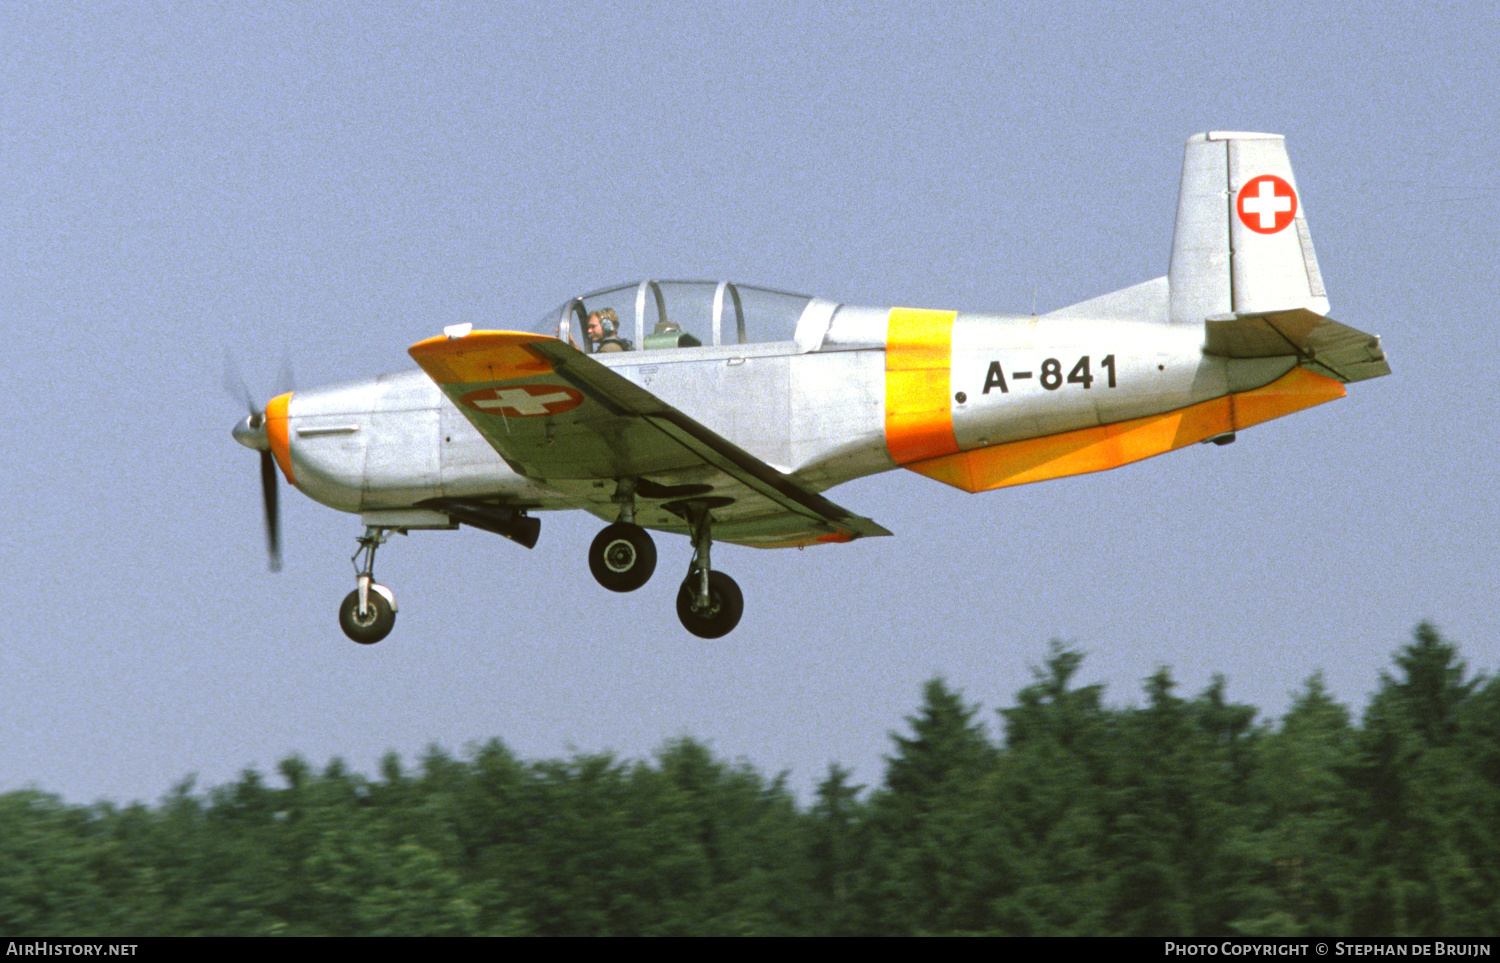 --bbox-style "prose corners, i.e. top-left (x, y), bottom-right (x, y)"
top-left (675, 570), bottom-right (744, 639)
top-left (339, 589), bottom-right (396, 645)
top-left (589, 523), bottom-right (657, 592)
